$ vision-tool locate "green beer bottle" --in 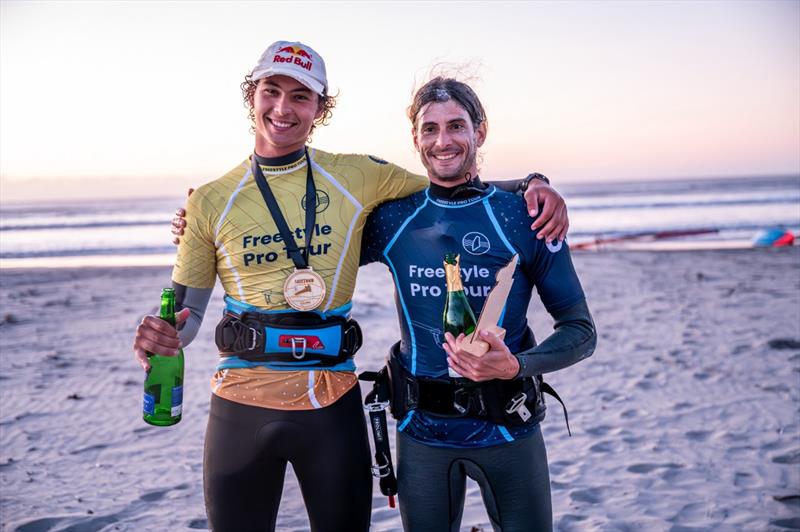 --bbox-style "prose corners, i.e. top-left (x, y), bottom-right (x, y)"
top-left (442, 253), bottom-right (478, 378)
top-left (143, 288), bottom-right (184, 426)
